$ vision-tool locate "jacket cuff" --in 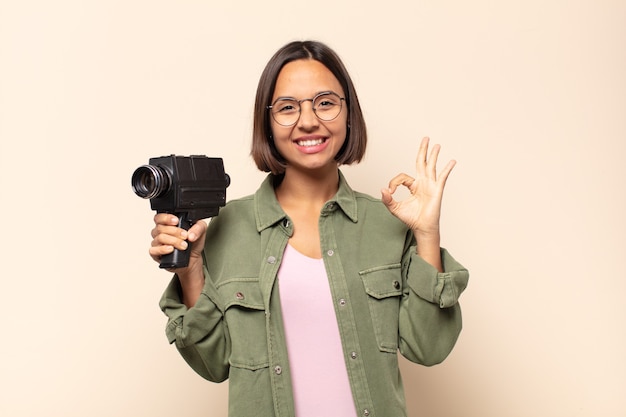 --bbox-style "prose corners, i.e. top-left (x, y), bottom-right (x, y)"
top-left (159, 270), bottom-right (226, 348)
top-left (159, 275), bottom-right (188, 344)
top-left (406, 248), bottom-right (469, 308)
